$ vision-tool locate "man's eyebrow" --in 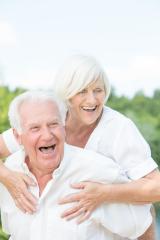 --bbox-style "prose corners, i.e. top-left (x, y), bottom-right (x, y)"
top-left (49, 117), bottom-right (61, 122)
